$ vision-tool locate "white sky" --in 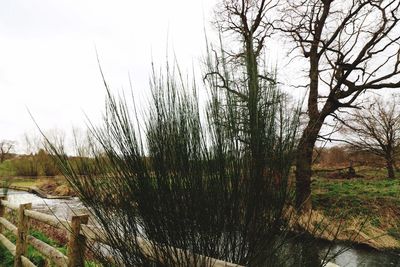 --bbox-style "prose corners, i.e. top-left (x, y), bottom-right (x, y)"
top-left (0, 0), bottom-right (228, 148)
top-left (0, 0), bottom-right (347, 152)
top-left (2, 0), bottom-right (399, 155)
